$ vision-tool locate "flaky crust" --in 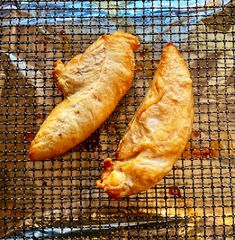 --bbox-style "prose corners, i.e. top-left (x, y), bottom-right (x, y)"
top-left (29, 32), bottom-right (140, 160)
top-left (97, 43), bottom-right (194, 199)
